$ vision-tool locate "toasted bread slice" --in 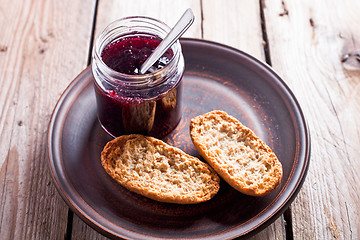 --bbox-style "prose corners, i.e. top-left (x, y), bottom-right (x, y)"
top-left (190, 110), bottom-right (282, 196)
top-left (101, 134), bottom-right (220, 204)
